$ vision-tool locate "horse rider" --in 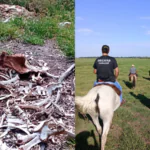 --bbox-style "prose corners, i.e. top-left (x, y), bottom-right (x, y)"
top-left (128, 64), bottom-right (138, 81)
top-left (93, 45), bottom-right (125, 105)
